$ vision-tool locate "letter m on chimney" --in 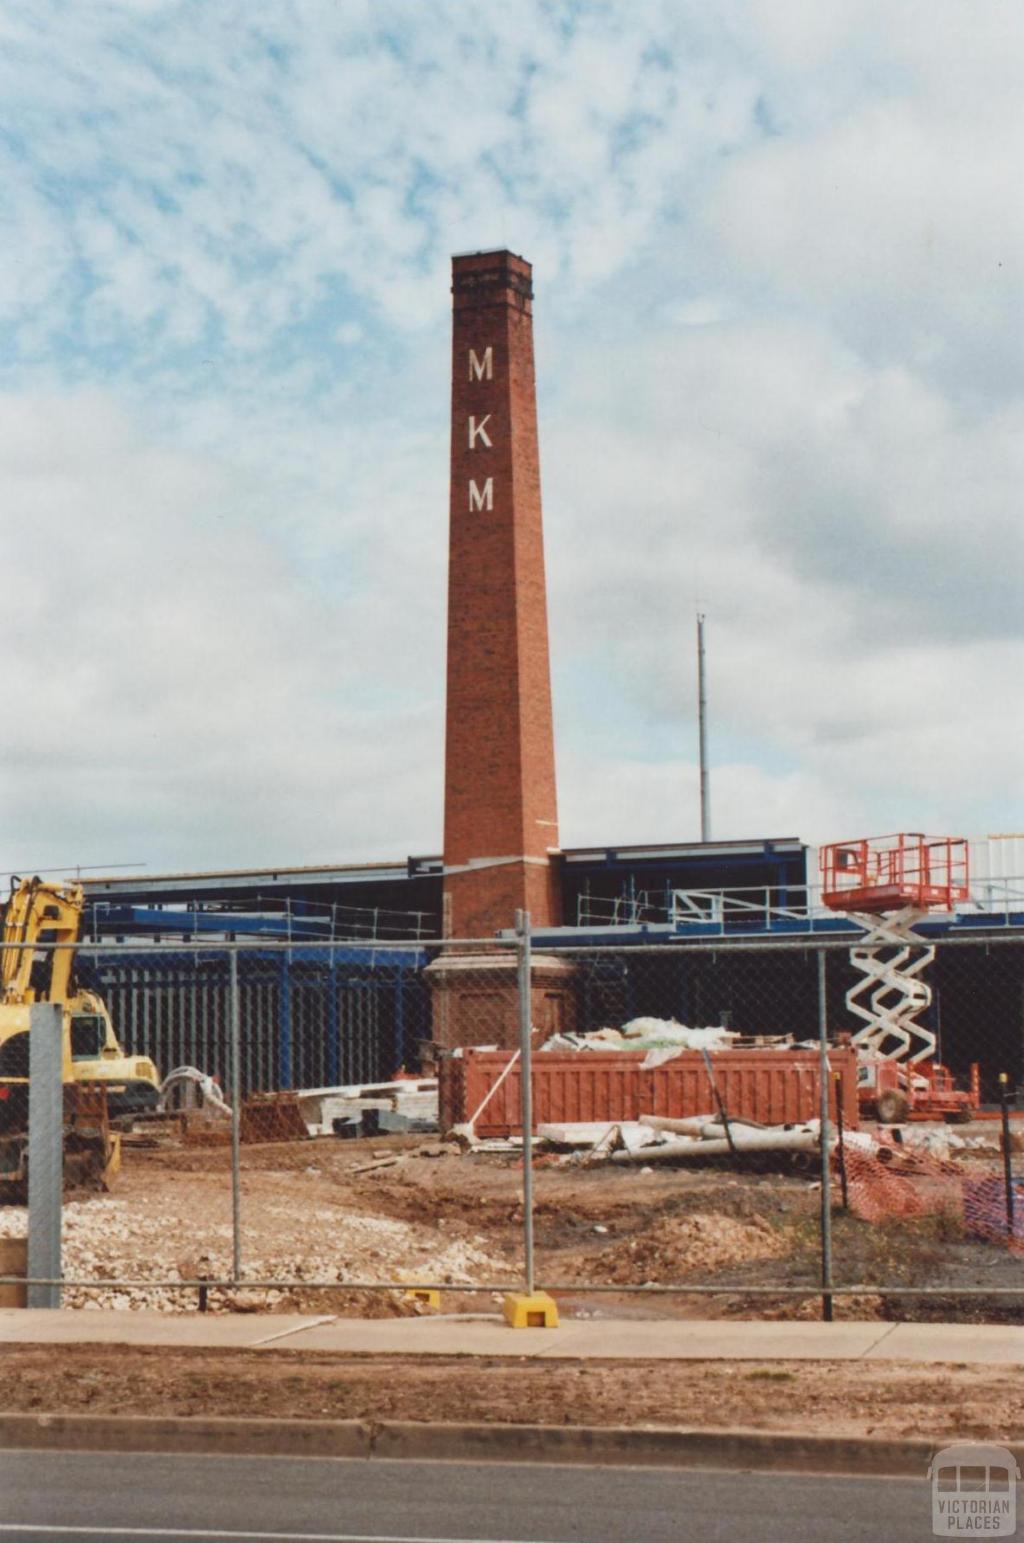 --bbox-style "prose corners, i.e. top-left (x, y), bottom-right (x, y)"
top-left (469, 478), bottom-right (494, 512)
top-left (469, 347), bottom-right (493, 382)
